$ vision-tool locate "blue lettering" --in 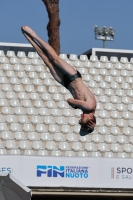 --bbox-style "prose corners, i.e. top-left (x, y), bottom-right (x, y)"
top-left (2, 168), bottom-right (6, 172)
top-left (37, 166), bottom-right (46, 177)
top-left (47, 168), bottom-right (52, 177)
top-left (70, 173), bottom-right (74, 178)
top-left (75, 173), bottom-right (79, 178)
top-left (7, 168), bottom-right (12, 173)
top-left (53, 166), bottom-right (64, 177)
top-left (66, 173), bottom-right (88, 178)
top-left (66, 173), bottom-right (70, 178)
top-left (37, 165), bottom-right (89, 178)
top-left (84, 173), bottom-right (88, 178)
